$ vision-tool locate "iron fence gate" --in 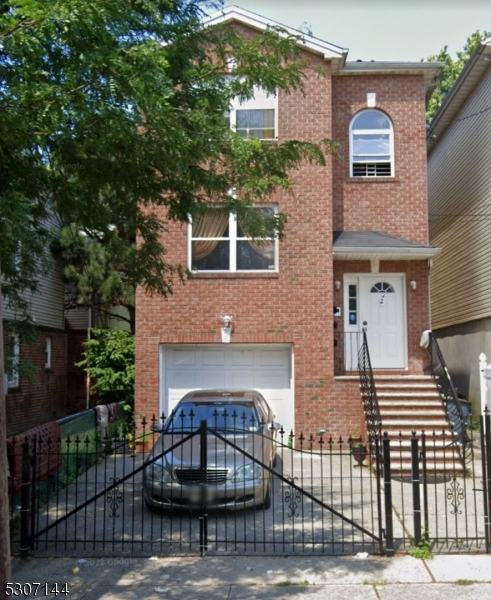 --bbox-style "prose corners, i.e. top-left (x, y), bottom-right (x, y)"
top-left (8, 411), bottom-right (491, 557)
